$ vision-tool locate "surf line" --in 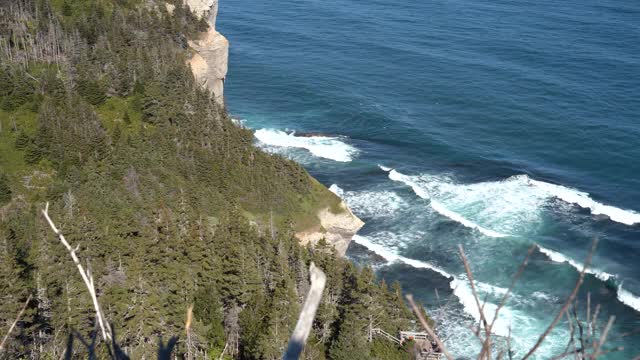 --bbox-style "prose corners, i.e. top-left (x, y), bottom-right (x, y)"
top-left (379, 165), bottom-right (509, 238)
